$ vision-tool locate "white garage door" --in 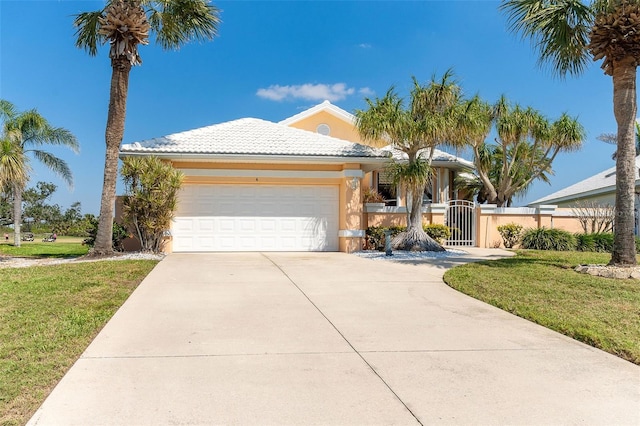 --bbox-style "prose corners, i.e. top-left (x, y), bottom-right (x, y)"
top-left (172, 184), bottom-right (339, 252)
